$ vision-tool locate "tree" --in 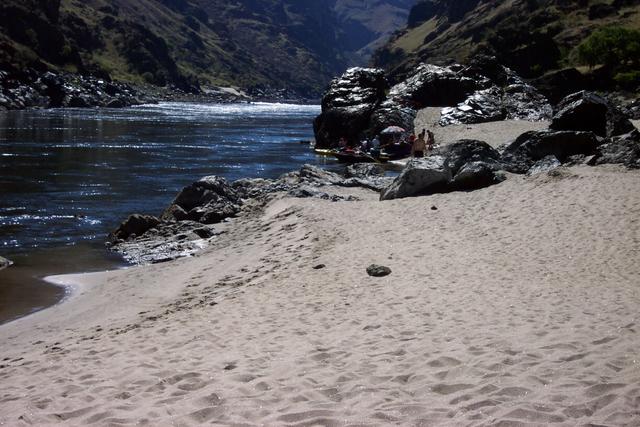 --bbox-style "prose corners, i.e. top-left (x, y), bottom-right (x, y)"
top-left (577, 26), bottom-right (640, 69)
